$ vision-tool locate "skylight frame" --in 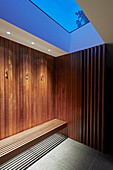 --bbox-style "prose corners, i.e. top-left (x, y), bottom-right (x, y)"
top-left (29, 0), bottom-right (89, 33)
